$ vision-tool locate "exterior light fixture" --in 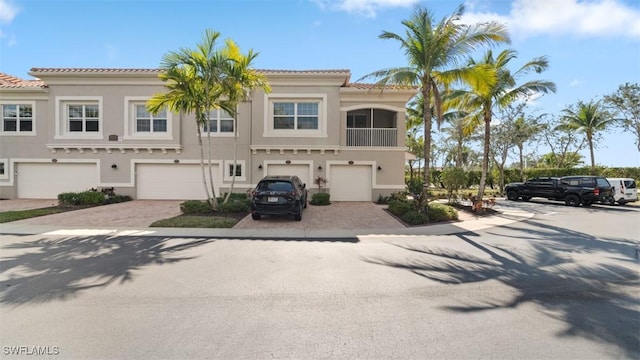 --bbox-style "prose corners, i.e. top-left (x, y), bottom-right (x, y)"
top-left (377, 165), bottom-right (382, 171)
top-left (258, 164), bottom-right (263, 170)
top-left (318, 165), bottom-right (323, 170)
